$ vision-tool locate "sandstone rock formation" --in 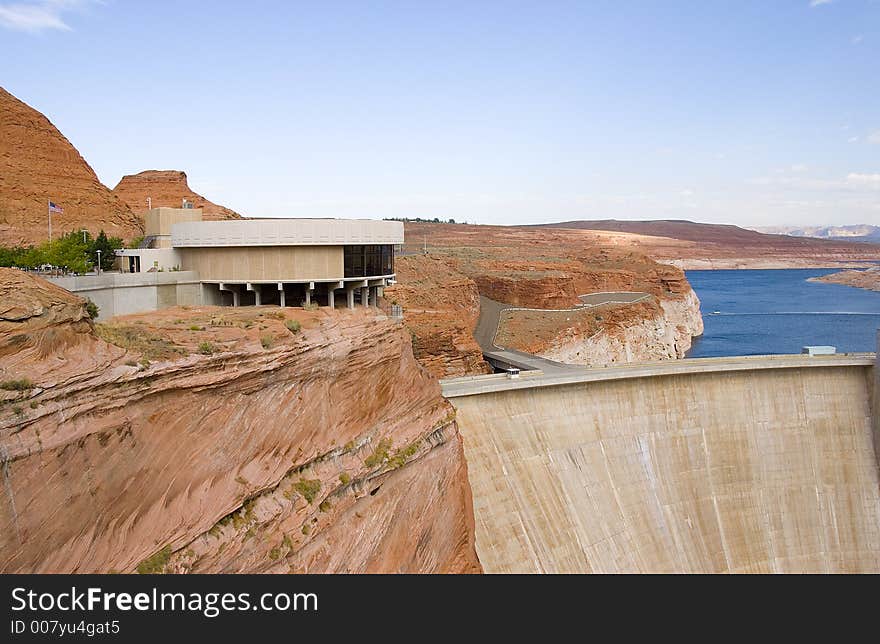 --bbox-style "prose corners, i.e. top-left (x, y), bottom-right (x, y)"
top-left (497, 291), bottom-right (703, 366)
top-left (384, 255), bottom-right (491, 378)
top-left (809, 267), bottom-right (880, 292)
top-left (0, 88), bottom-right (142, 247)
top-left (113, 170), bottom-right (242, 220)
top-left (0, 269), bottom-right (480, 573)
top-left (390, 222), bottom-right (704, 375)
